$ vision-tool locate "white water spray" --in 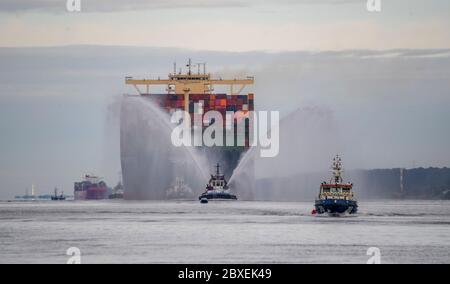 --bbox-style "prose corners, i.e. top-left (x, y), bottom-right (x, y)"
top-left (120, 96), bottom-right (209, 200)
top-left (229, 107), bottom-right (341, 200)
